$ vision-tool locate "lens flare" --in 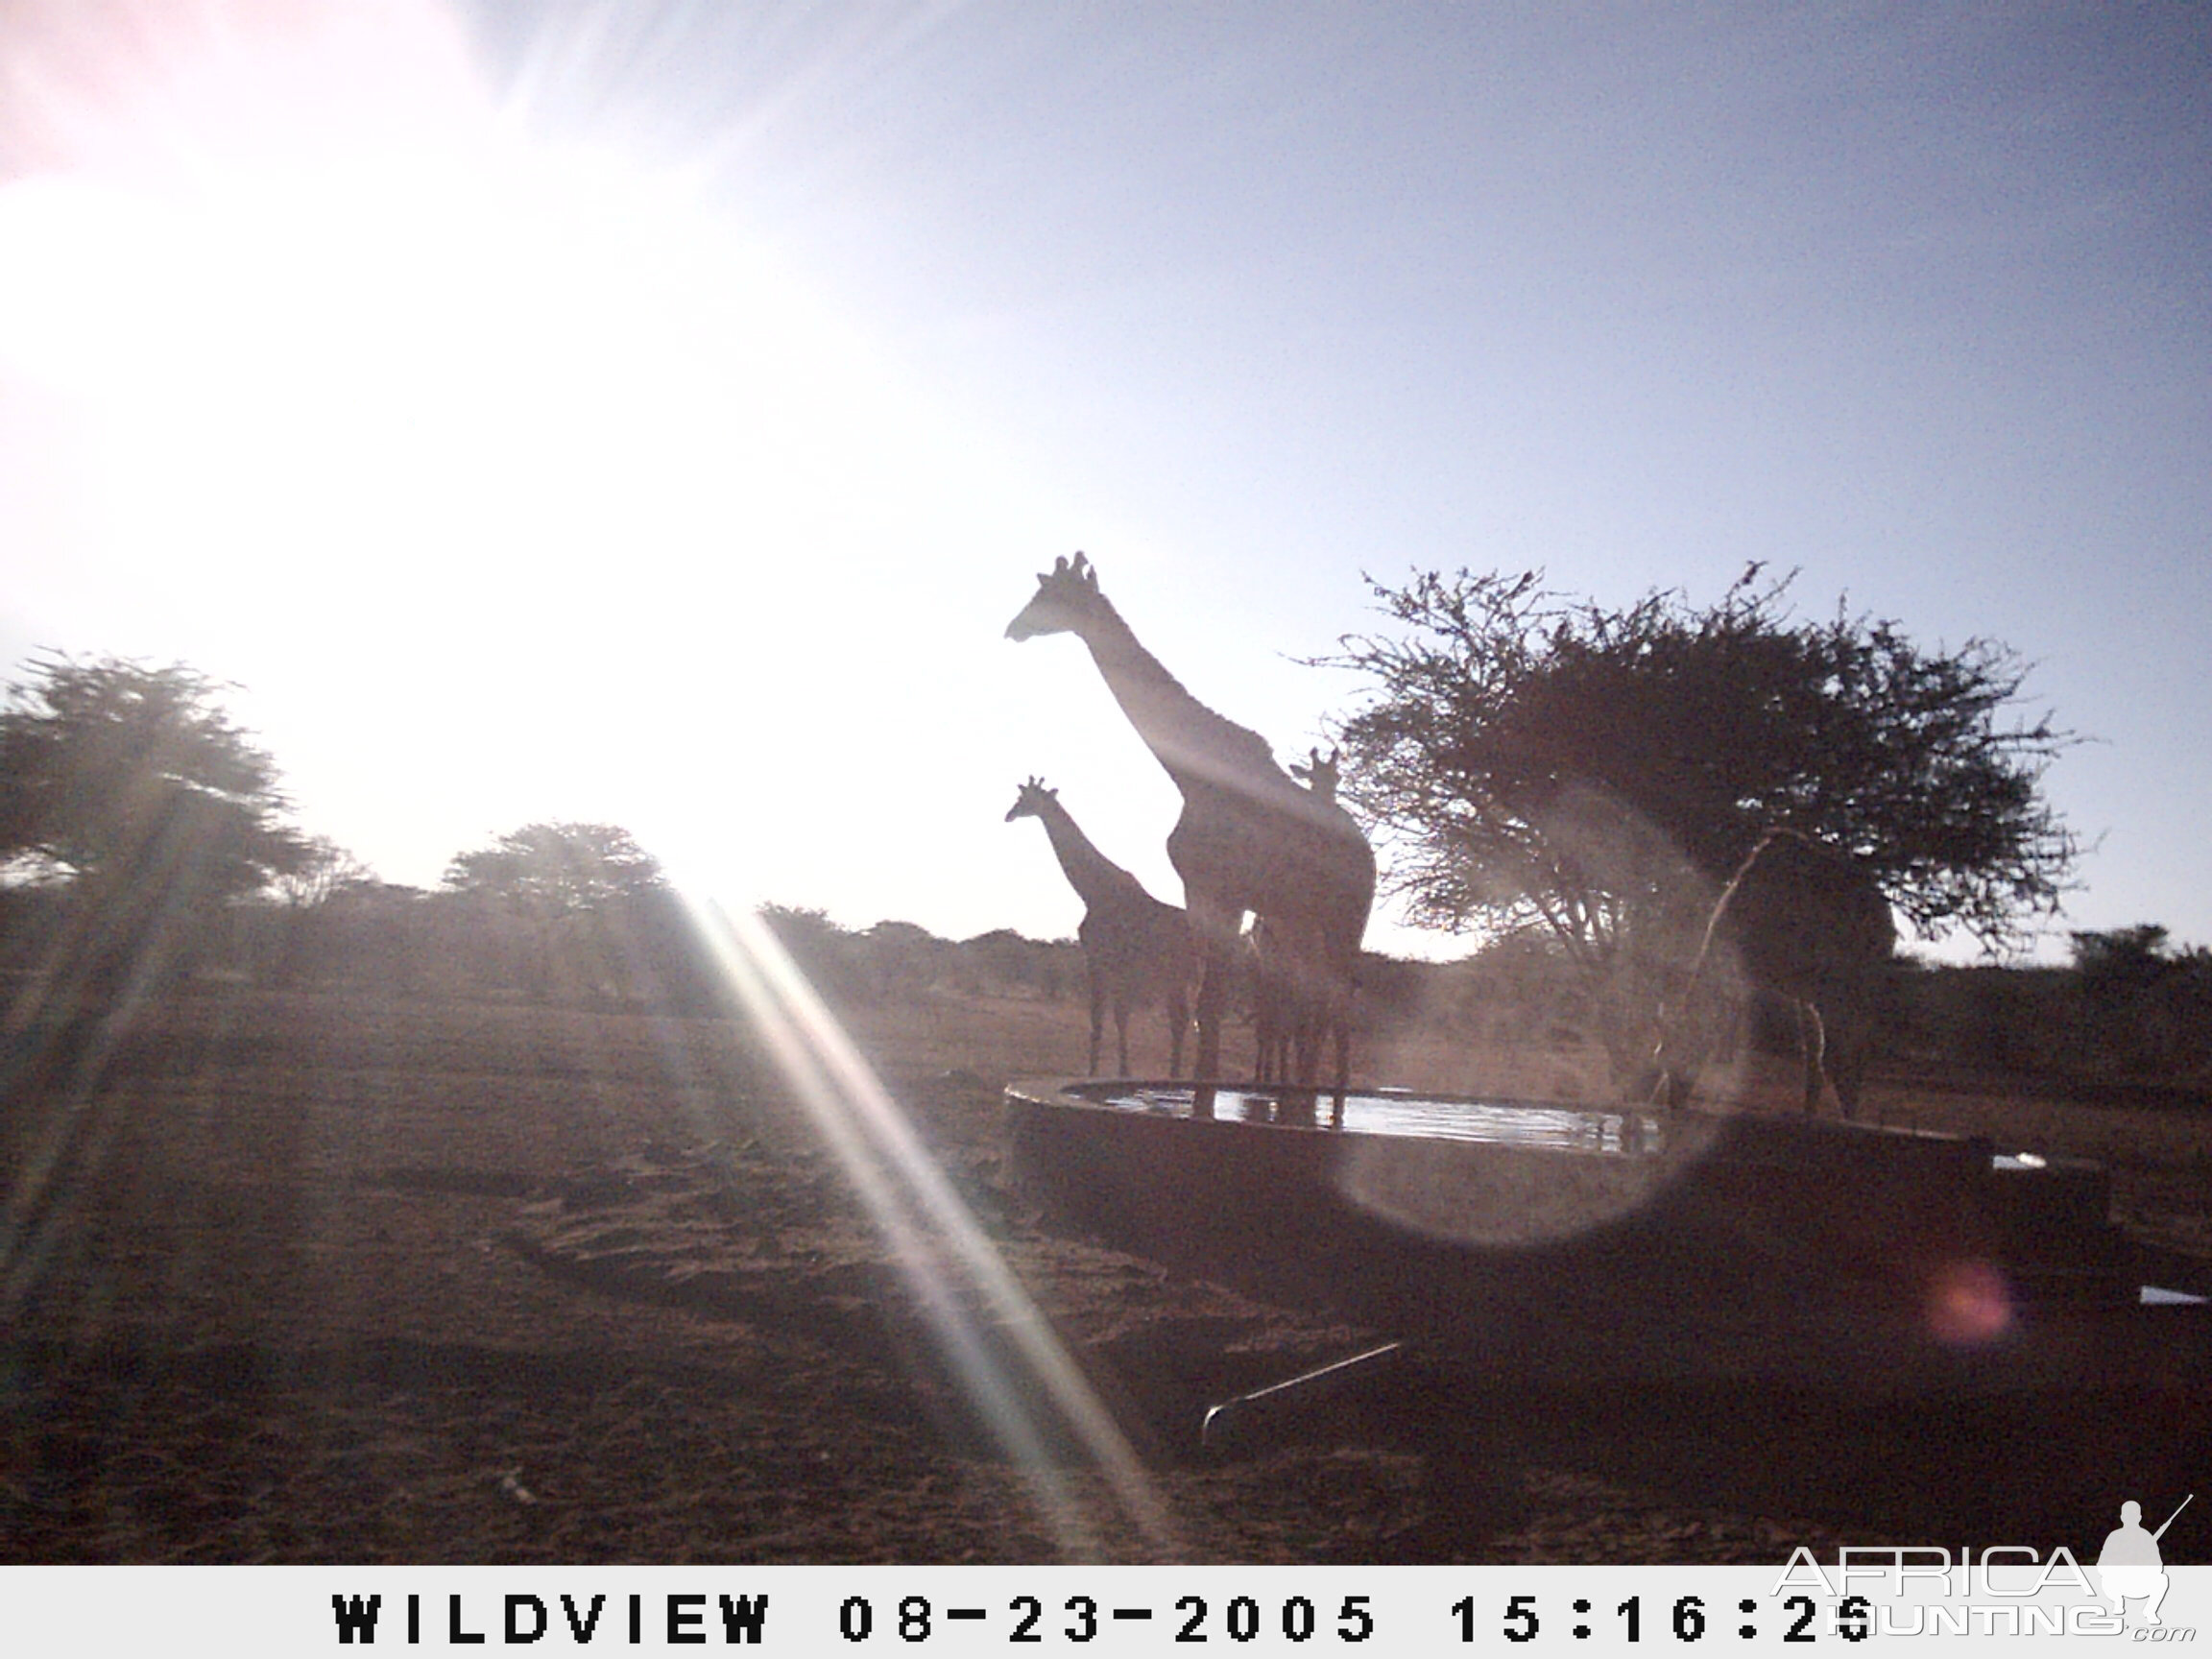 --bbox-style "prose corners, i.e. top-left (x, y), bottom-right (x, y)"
top-left (1926, 1257), bottom-right (2013, 1346)
top-left (678, 892), bottom-right (1179, 1560)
